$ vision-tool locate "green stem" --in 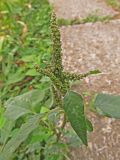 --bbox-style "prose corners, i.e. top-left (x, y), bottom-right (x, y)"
top-left (56, 113), bottom-right (66, 142)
